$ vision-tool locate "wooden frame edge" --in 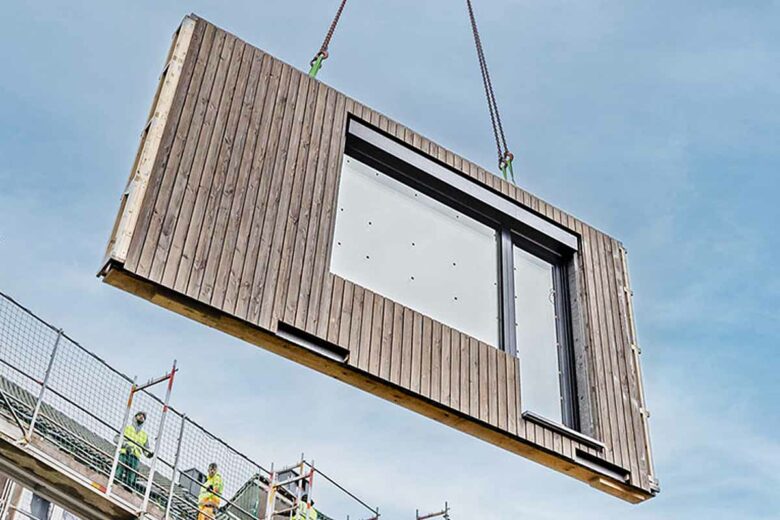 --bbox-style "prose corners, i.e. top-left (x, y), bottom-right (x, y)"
top-left (103, 16), bottom-right (197, 266)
